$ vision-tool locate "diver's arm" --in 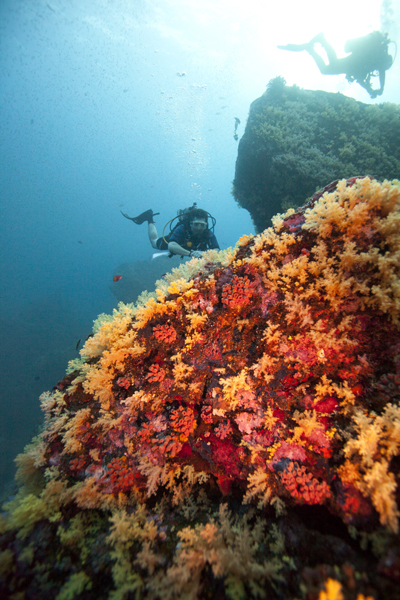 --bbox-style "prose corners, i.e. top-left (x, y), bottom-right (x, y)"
top-left (357, 75), bottom-right (375, 97)
top-left (168, 241), bottom-right (192, 257)
top-left (376, 70), bottom-right (386, 95)
top-left (358, 71), bottom-right (385, 98)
